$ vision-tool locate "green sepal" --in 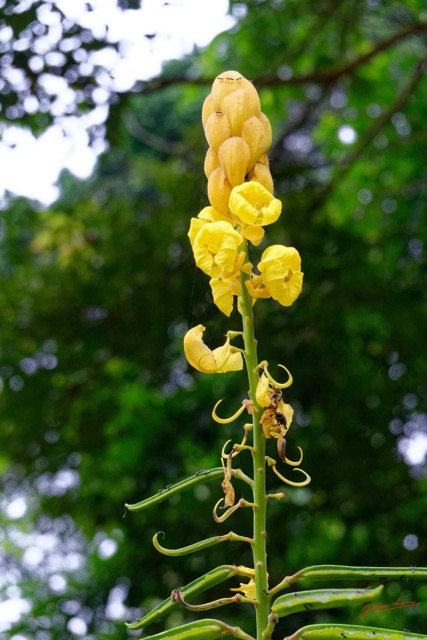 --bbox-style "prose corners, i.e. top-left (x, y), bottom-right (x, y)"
top-left (285, 623), bottom-right (427, 640)
top-left (126, 565), bottom-right (239, 630)
top-left (272, 585), bottom-right (382, 618)
top-left (290, 565), bottom-right (427, 585)
top-left (130, 618), bottom-right (254, 640)
top-left (125, 468), bottom-right (224, 512)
